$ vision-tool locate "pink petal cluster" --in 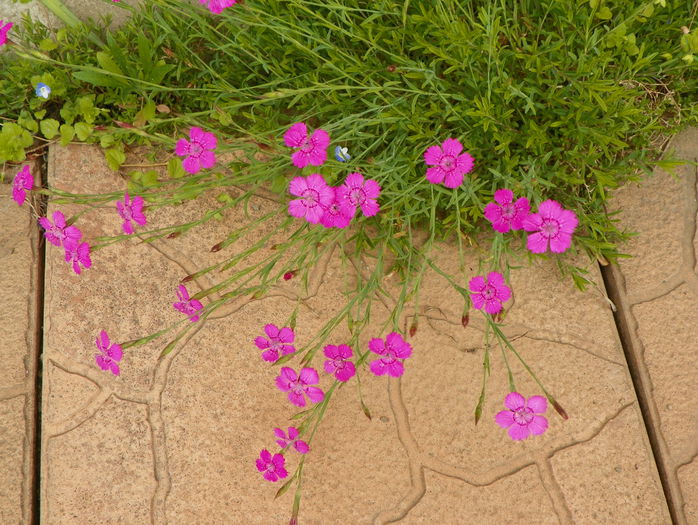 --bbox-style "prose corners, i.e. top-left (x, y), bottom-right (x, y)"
top-left (274, 427), bottom-right (309, 454)
top-left (523, 200), bottom-right (578, 254)
top-left (284, 122), bottom-right (329, 168)
top-left (337, 172), bottom-right (380, 217)
top-left (255, 324), bottom-right (296, 363)
top-left (0, 21), bottom-right (12, 46)
top-left (199, 0), bottom-right (237, 15)
top-left (276, 367), bottom-right (324, 407)
top-left (39, 211), bottom-right (91, 275)
top-left (288, 173), bottom-right (335, 224)
top-left (116, 192), bottom-right (146, 234)
top-left (368, 332), bottom-right (413, 377)
top-left (175, 126), bottom-right (217, 174)
top-left (173, 284), bottom-right (203, 322)
top-left (12, 165), bottom-right (33, 206)
top-left (323, 344), bottom-right (356, 382)
top-left (483, 189), bottom-right (530, 232)
top-left (495, 392), bottom-right (548, 441)
top-left (95, 330), bottom-right (123, 376)
top-left (255, 449), bottom-right (288, 482)
top-left (423, 138), bottom-right (474, 188)
top-left (468, 271), bottom-right (511, 315)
